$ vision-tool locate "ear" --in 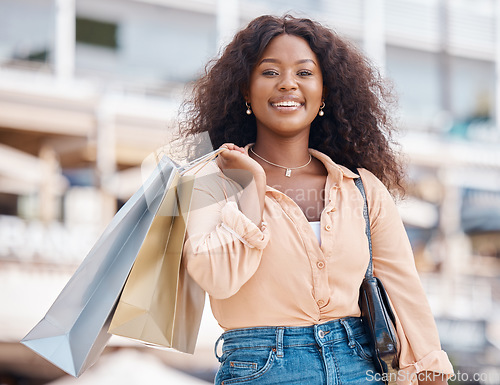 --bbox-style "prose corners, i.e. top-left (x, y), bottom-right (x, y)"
top-left (322, 85), bottom-right (328, 102)
top-left (241, 85), bottom-right (250, 103)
